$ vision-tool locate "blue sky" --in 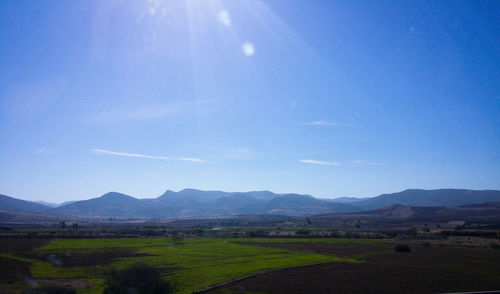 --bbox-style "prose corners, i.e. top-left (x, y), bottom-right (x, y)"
top-left (0, 0), bottom-right (499, 202)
